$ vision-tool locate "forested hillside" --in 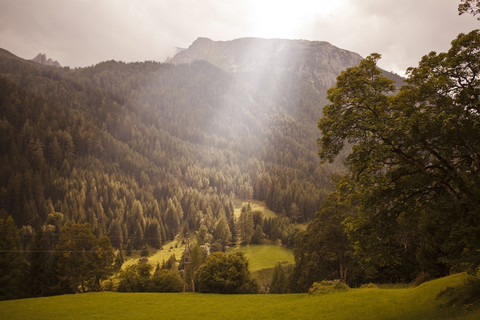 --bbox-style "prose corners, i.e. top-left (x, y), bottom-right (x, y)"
top-left (1, 38), bottom-right (392, 251)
